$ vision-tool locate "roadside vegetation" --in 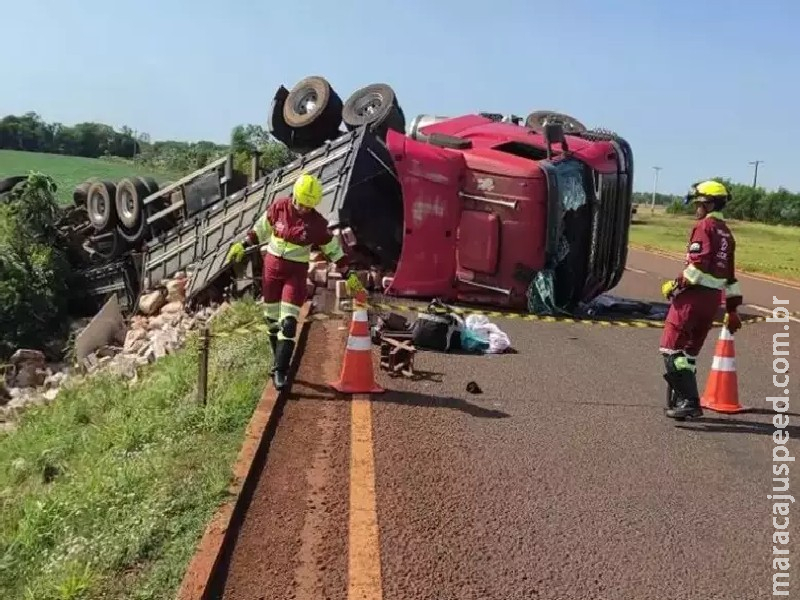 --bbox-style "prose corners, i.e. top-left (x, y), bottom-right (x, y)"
top-left (0, 173), bottom-right (74, 359)
top-left (0, 112), bottom-right (295, 204)
top-left (629, 211), bottom-right (800, 281)
top-left (0, 297), bottom-right (271, 600)
top-left (0, 150), bottom-right (180, 205)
